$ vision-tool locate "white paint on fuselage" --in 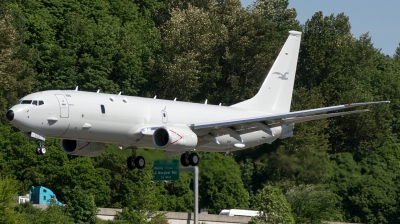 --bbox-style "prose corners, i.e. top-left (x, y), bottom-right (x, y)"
top-left (9, 90), bottom-right (278, 152)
